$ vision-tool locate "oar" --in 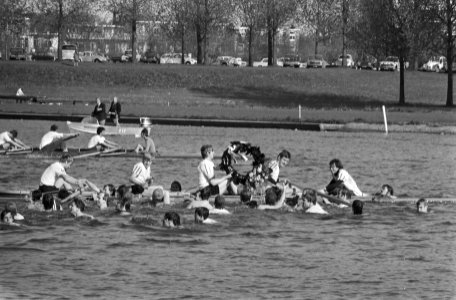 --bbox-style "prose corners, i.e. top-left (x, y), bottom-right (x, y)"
top-left (73, 148), bottom-right (118, 159)
top-left (60, 190), bottom-right (82, 204)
